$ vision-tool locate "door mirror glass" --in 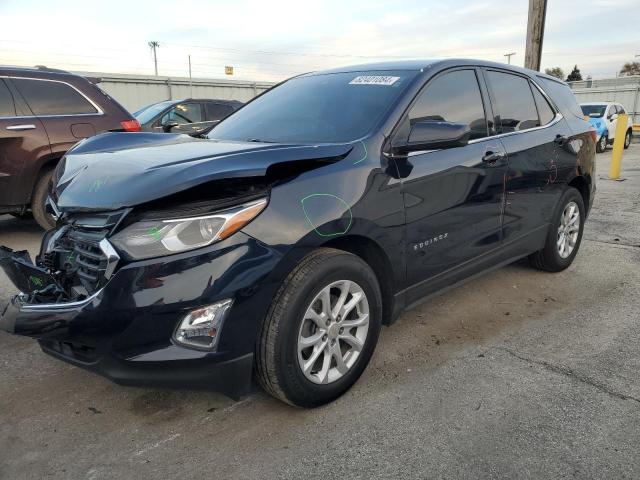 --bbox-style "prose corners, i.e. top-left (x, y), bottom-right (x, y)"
top-left (395, 120), bottom-right (471, 153)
